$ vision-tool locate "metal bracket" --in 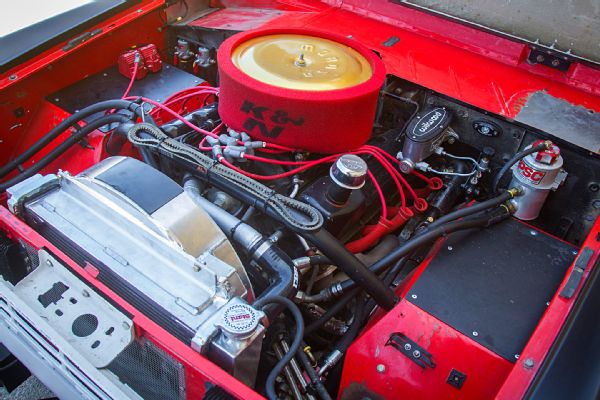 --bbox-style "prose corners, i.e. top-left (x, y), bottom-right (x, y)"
top-left (527, 46), bottom-right (572, 72)
top-left (386, 332), bottom-right (435, 369)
